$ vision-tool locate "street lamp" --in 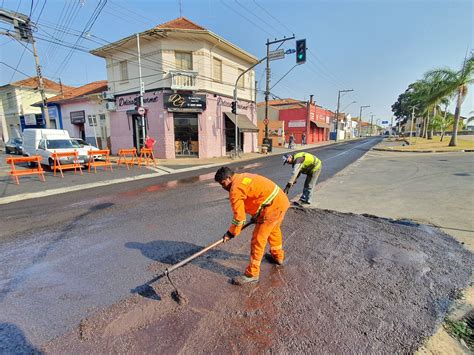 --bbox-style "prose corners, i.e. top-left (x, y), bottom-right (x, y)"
top-left (359, 105), bottom-right (370, 137)
top-left (334, 89), bottom-right (354, 142)
top-left (342, 100), bottom-right (356, 112)
top-left (409, 105), bottom-right (418, 143)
